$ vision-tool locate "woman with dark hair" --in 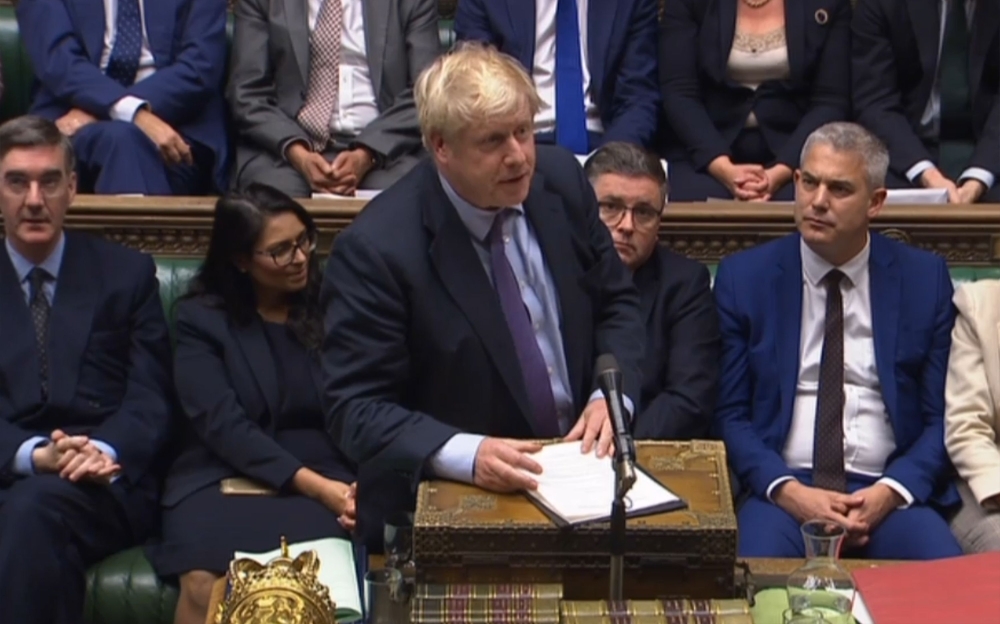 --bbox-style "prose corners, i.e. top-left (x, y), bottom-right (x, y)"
top-left (147, 183), bottom-right (357, 624)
